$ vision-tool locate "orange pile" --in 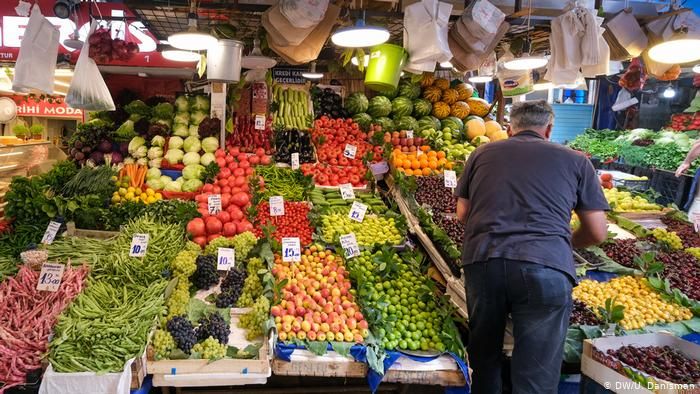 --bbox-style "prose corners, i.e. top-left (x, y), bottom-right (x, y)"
top-left (391, 146), bottom-right (453, 176)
